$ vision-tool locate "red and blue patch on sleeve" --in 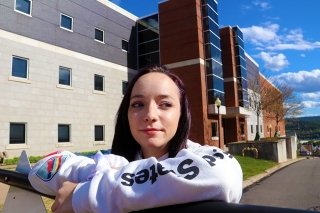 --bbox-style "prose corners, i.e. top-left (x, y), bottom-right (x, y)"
top-left (35, 151), bottom-right (70, 181)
